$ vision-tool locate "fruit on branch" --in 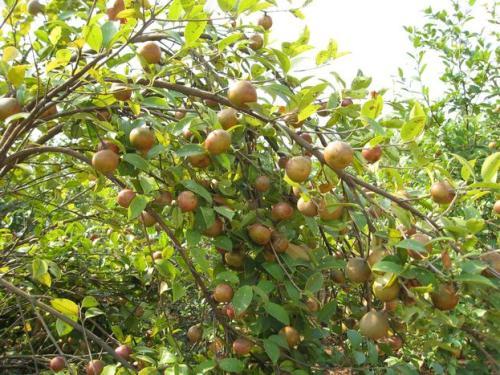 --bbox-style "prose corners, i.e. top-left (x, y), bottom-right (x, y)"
top-left (139, 211), bottom-right (156, 227)
top-left (97, 140), bottom-right (120, 154)
top-left (213, 283), bottom-right (234, 303)
top-left (175, 110), bottom-right (186, 120)
top-left (107, 0), bottom-right (125, 21)
top-left (285, 156), bottom-right (311, 183)
top-left (494, 200), bottom-right (500, 214)
top-left (117, 189), bottom-right (136, 208)
top-left (111, 83), bottom-right (132, 101)
top-left (284, 111), bottom-right (304, 128)
top-left (359, 310), bottom-right (389, 340)
top-left (367, 247), bottom-right (387, 267)
top-left (204, 217), bottom-right (224, 237)
top-left (346, 257), bottom-right (371, 283)
top-left (257, 14), bottom-right (273, 30)
top-left (227, 80), bottom-right (257, 107)
top-left (187, 325), bottom-right (202, 343)
top-left (409, 233), bottom-right (432, 259)
top-left (488, 141), bottom-right (497, 150)
top-left (248, 223), bottom-right (272, 245)
top-left (49, 356), bottom-right (65, 372)
top-left (317, 102), bottom-right (329, 117)
top-left (341, 98), bottom-right (353, 107)
top-left (225, 251), bottom-right (245, 269)
top-left (280, 326), bottom-right (300, 348)
top-left (130, 126), bottom-right (155, 152)
top-left (379, 335), bottom-right (403, 352)
top-left (249, 33), bottom-right (264, 50)
top-left (298, 132), bottom-right (313, 144)
top-left (86, 360), bottom-right (105, 375)
top-left (332, 269), bottom-right (345, 284)
top-left (372, 277), bottom-right (400, 302)
top-left (285, 243), bottom-right (310, 261)
top-left (232, 337), bottom-right (253, 356)
top-left (154, 191), bottom-right (172, 206)
top-left (177, 191), bottom-right (198, 212)
top-left (297, 197), bottom-right (318, 217)
top-left (255, 175), bottom-right (271, 192)
top-left (384, 299), bottom-right (399, 312)
top-left (270, 231), bottom-right (289, 253)
top-left (208, 337), bottom-right (223, 355)
top-left (115, 344), bottom-right (132, 360)
top-left (318, 200), bottom-right (343, 221)
top-left (318, 183), bottom-right (333, 193)
top-left (138, 42), bottom-right (161, 64)
top-left (0, 97), bottom-right (21, 120)
top-left (92, 150), bottom-right (120, 173)
top-left (271, 201), bottom-right (294, 221)
top-left (204, 98), bottom-right (219, 108)
top-left (27, 0), bottom-right (44, 15)
top-left (324, 141), bottom-right (354, 170)
top-left (362, 145), bottom-right (382, 163)
top-left (306, 297), bottom-right (319, 313)
top-left (205, 129), bottom-right (231, 155)
top-left (217, 108), bottom-right (239, 130)
top-left (188, 153), bottom-right (211, 168)
top-left (152, 251), bottom-right (163, 261)
top-left (431, 283), bottom-right (459, 311)
top-left (481, 252), bottom-right (500, 277)
top-left (278, 156), bottom-right (289, 169)
top-left (430, 180), bottom-right (455, 204)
